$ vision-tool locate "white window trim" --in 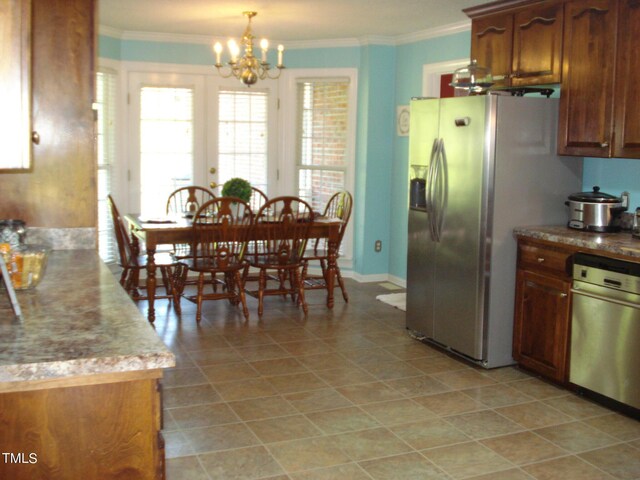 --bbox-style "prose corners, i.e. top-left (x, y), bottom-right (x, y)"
top-left (422, 58), bottom-right (468, 97)
top-left (279, 68), bottom-right (357, 265)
